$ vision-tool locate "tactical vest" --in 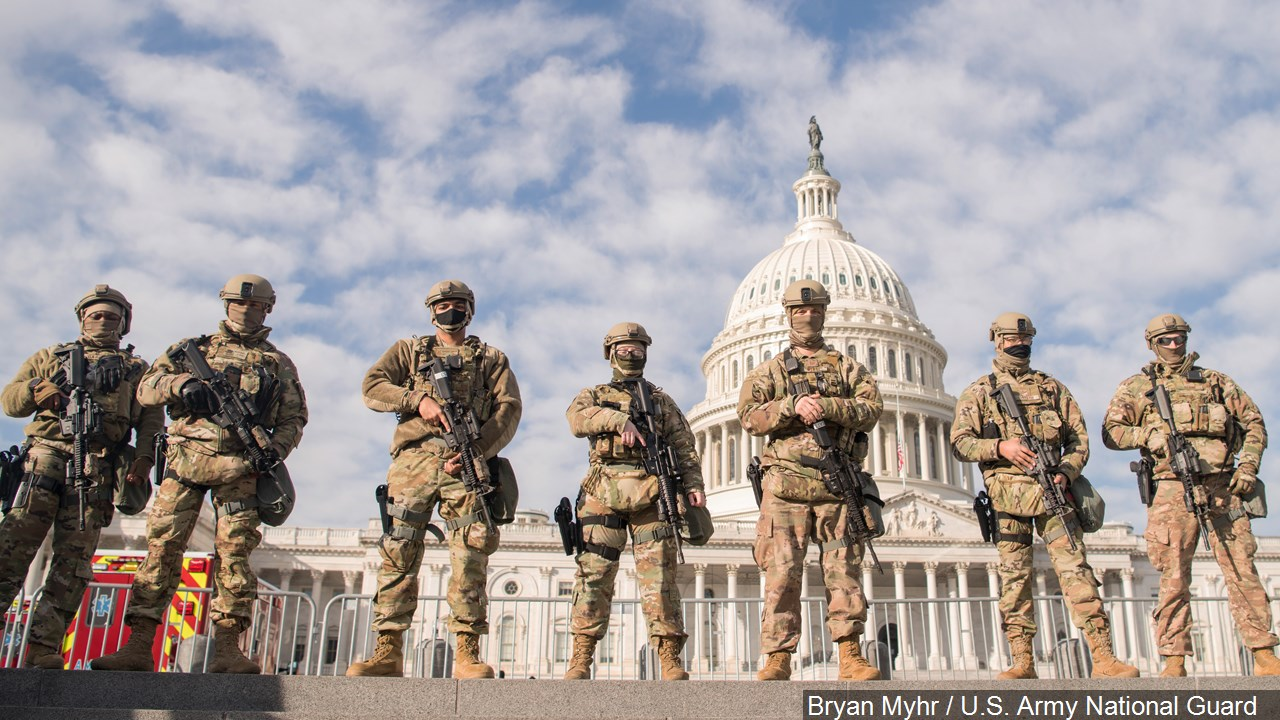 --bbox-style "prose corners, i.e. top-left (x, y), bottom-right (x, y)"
top-left (38, 342), bottom-right (147, 448)
top-left (408, 336), bottom-right (495, 425)
top-left (772, 350), bottom-right (859, 457)
top-left (1145, 367), bottom-right (1235, 470)
top-left (588, 381), bottom-right (662, 465)
top-left (980, 372), bottom-right (1067, 473)
top-left (191, 334), bottom-right (283, 418)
